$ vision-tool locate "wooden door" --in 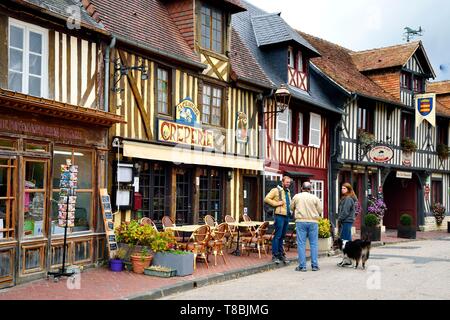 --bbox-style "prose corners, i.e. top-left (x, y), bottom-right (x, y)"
top-left (175, 170), bottom-right (193, 225)
top-left (243, 177), bottom-right (257, 221)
